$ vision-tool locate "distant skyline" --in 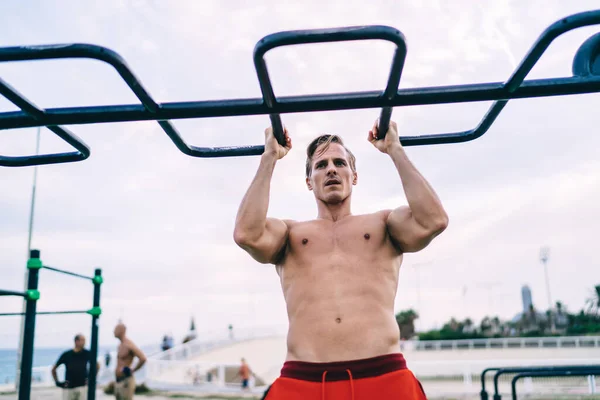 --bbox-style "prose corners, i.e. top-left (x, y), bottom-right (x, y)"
top-left (522, 285), bottom-right (533, 314)
top-left (1, 0), bottom-right (600, 349)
